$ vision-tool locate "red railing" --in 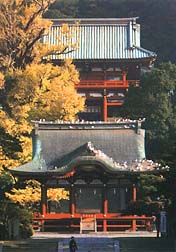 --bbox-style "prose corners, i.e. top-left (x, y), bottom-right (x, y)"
top-left (75, 80), bottom-right (139, 89)
top-left (32, 212), bottom-right (154, 232)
